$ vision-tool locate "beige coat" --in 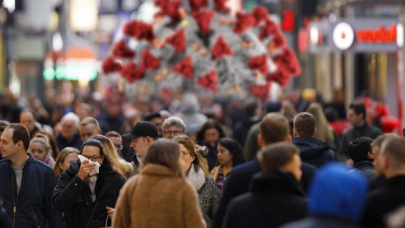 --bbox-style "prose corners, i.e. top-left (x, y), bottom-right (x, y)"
top-left (113, 164), bottom-right (206, 228)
